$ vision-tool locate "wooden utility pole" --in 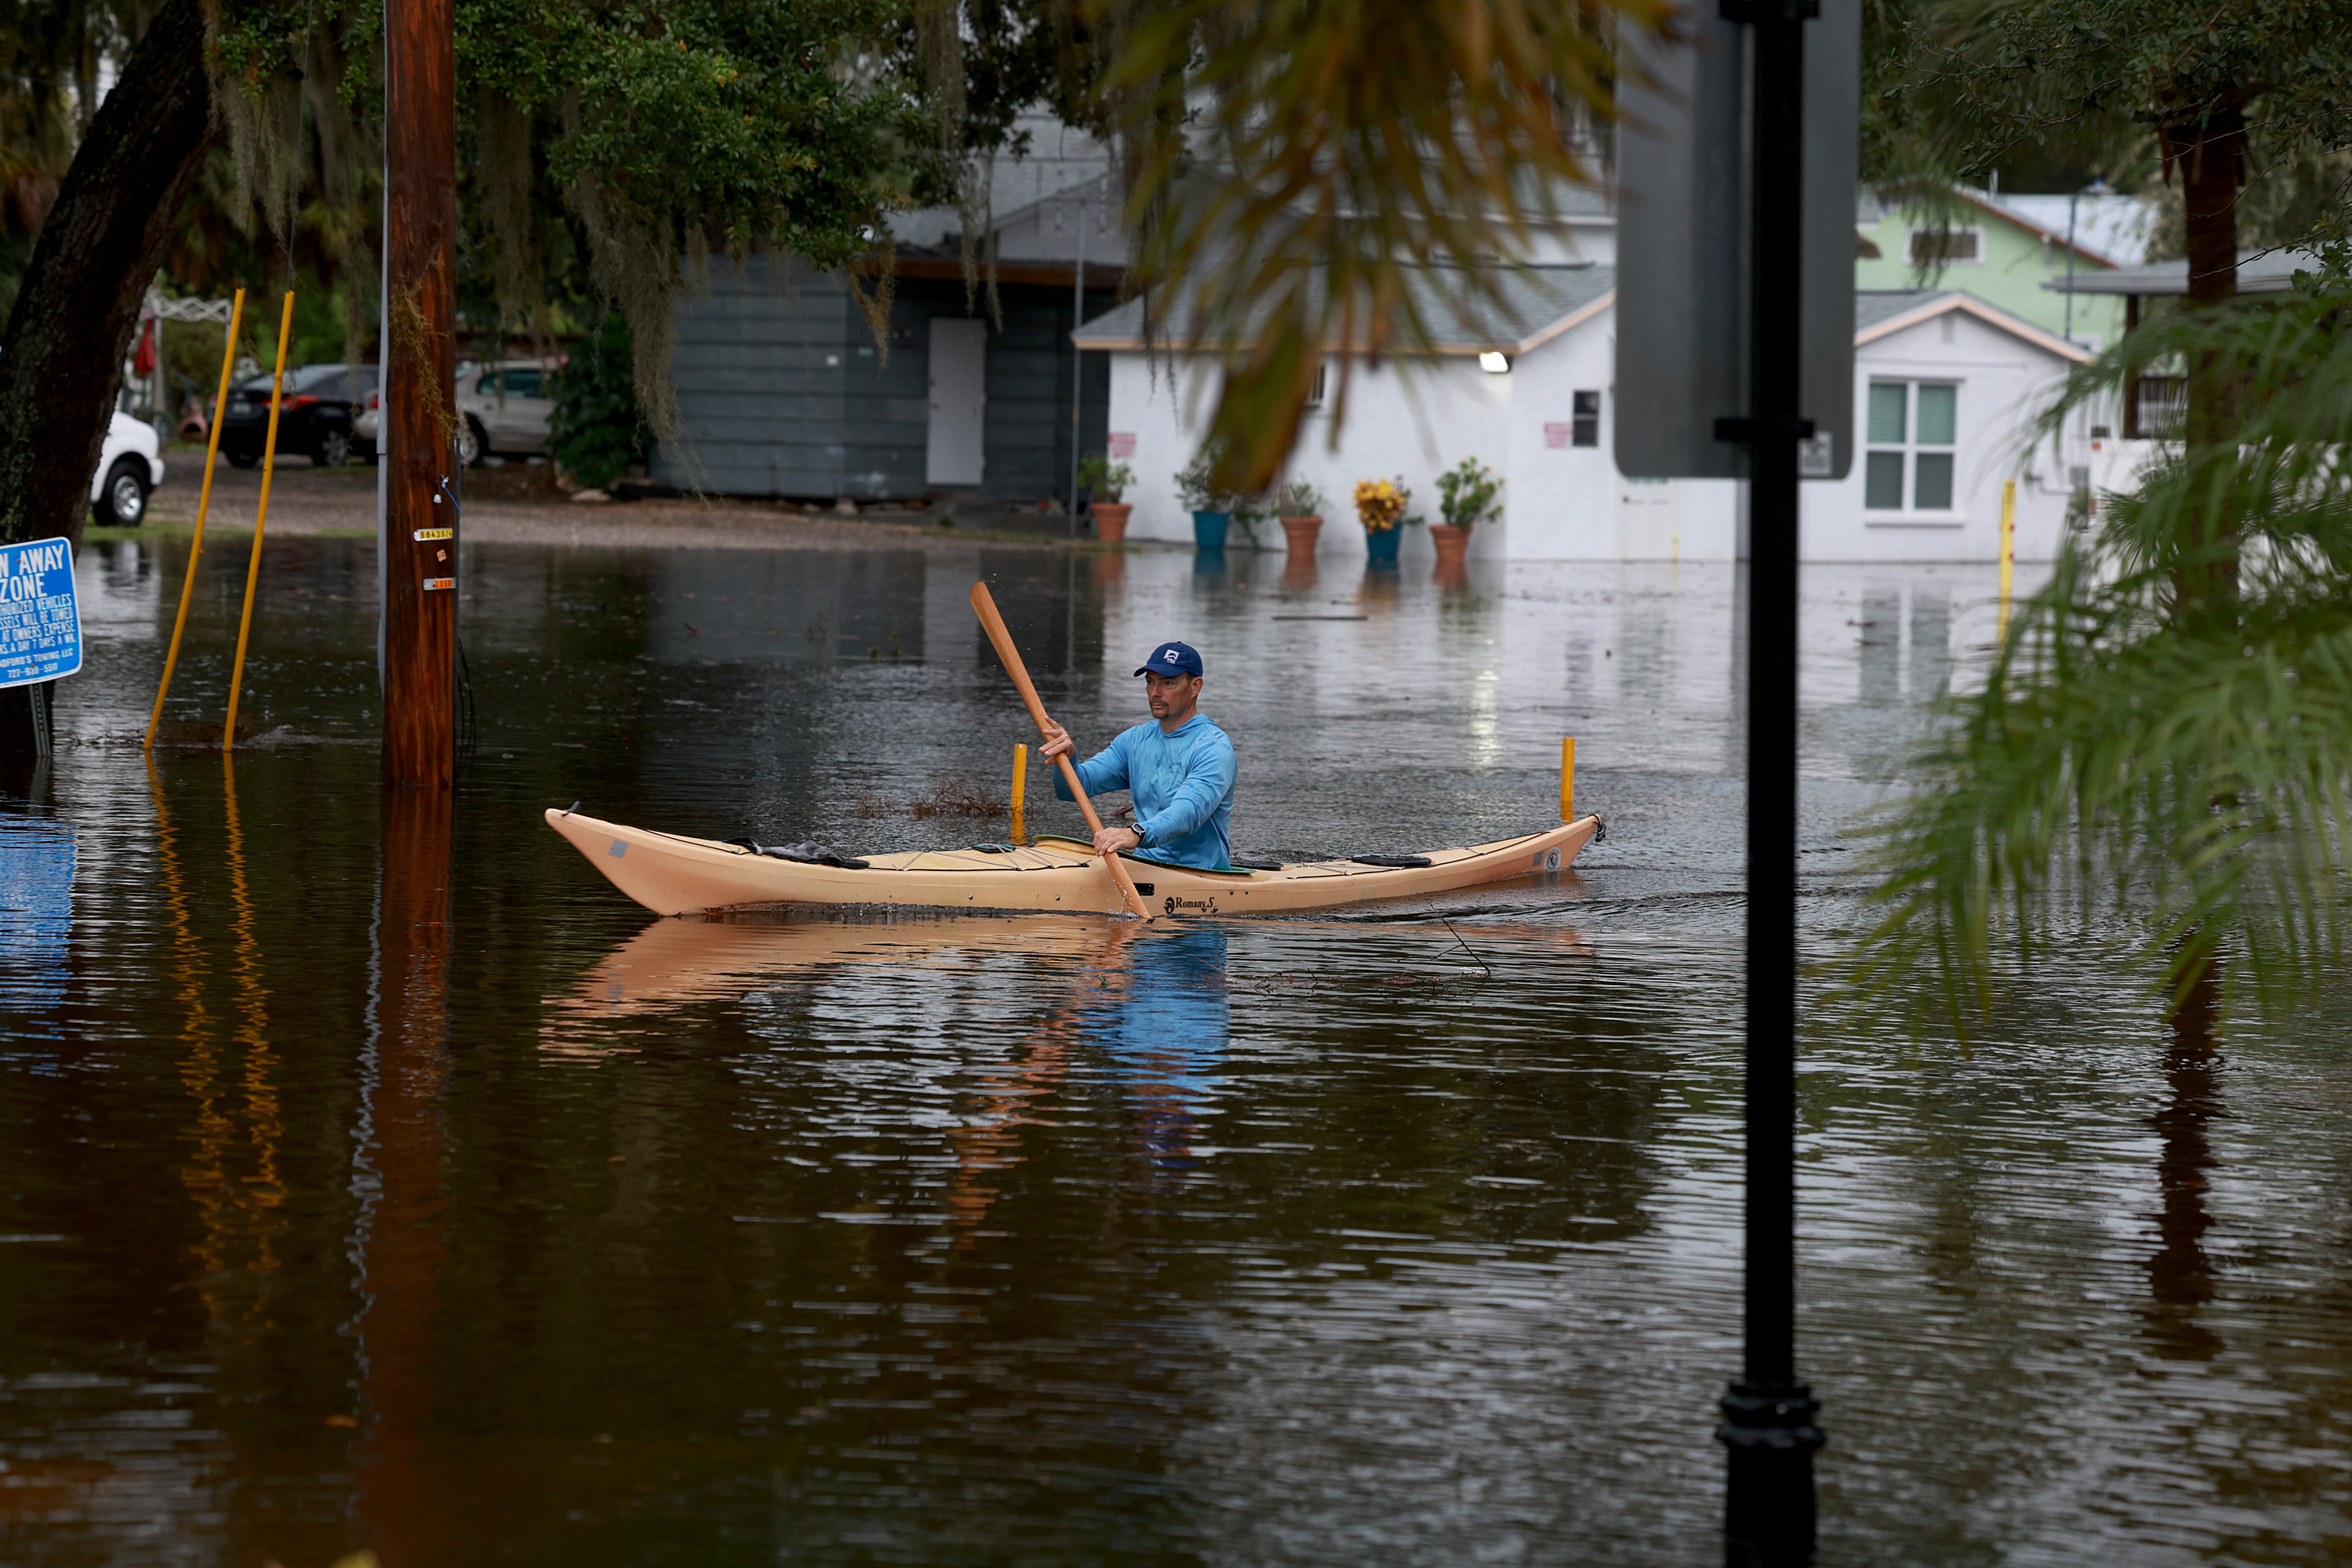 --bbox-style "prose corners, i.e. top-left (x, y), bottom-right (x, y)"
top-left (381, 0), bottom-right (458, 787)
